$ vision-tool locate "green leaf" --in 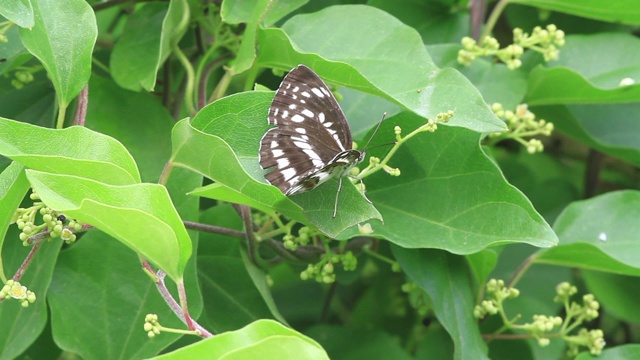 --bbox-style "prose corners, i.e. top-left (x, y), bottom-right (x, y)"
top-left (176, 92), bottom-right (381, 238)
top-left (368, 0), bottom-right (470, 44)
top-left (583, 270), bottom-right (640, 324)
top-left (0, 162), bottom-right (29, 281)
top-left (25, 170), bottom-right (192, 281)
top-left (392, 247), bottom-right (489, 360)
top-left (85, 76), bottom-right (174, 182)
top-left (0, 0), bottom-right (34, 28)
top-left (526, 34), bottom-right (640, 106)
top-left (151, 319), bottom-right (329, 359)
top-left (19, 0), bottom-right (97, 107)
top-left (535, 190), bottom-right (640, 276)
top-left (171, 115), bottom-right (306, 224)
top-left (111, 0), bottom-right (188, 91)
top-left (255, 5), bottom-right (506, 133)
top-left (305, 325), bottom-right (413, 360)
top-left (575, 344), bottom-right (640, 360)
top-left (0, 232), bottom-right (62, 360)
top-left (221, 0), bottom-right (307, 27)
top-left (357, 112), bottom-right (557, 254)
top-left (509, 0), bottom-right (640, 25)
top-left (222, 0), bottom-right (269, 74)
top-left (110, 3), bottom-right (168, 91)
top-left (533, 103), bottom-right (640, 168)
top-left (48, 231), bottom-right (198, 359)
top-left (0, 117), bottom-right (141, 185)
